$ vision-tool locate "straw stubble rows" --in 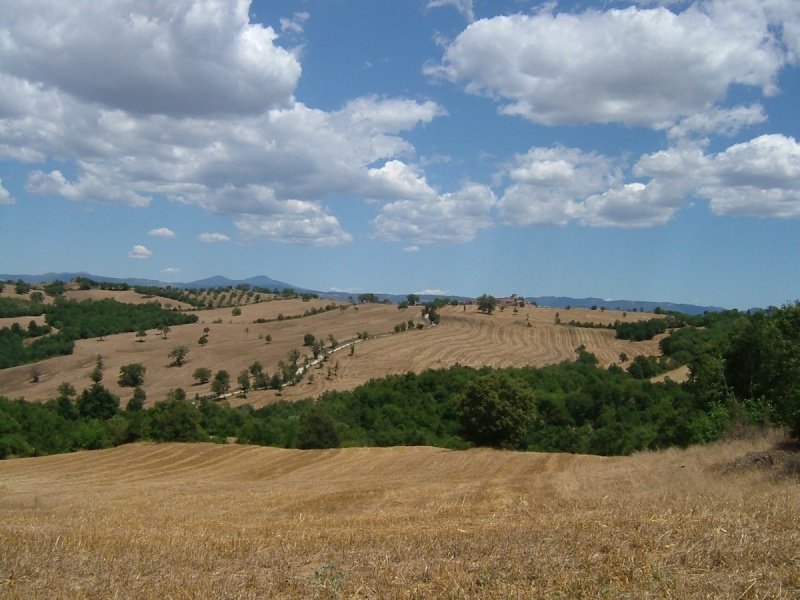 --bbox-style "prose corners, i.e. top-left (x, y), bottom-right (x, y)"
top-left (1, 433), bottom-right (798, 598)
